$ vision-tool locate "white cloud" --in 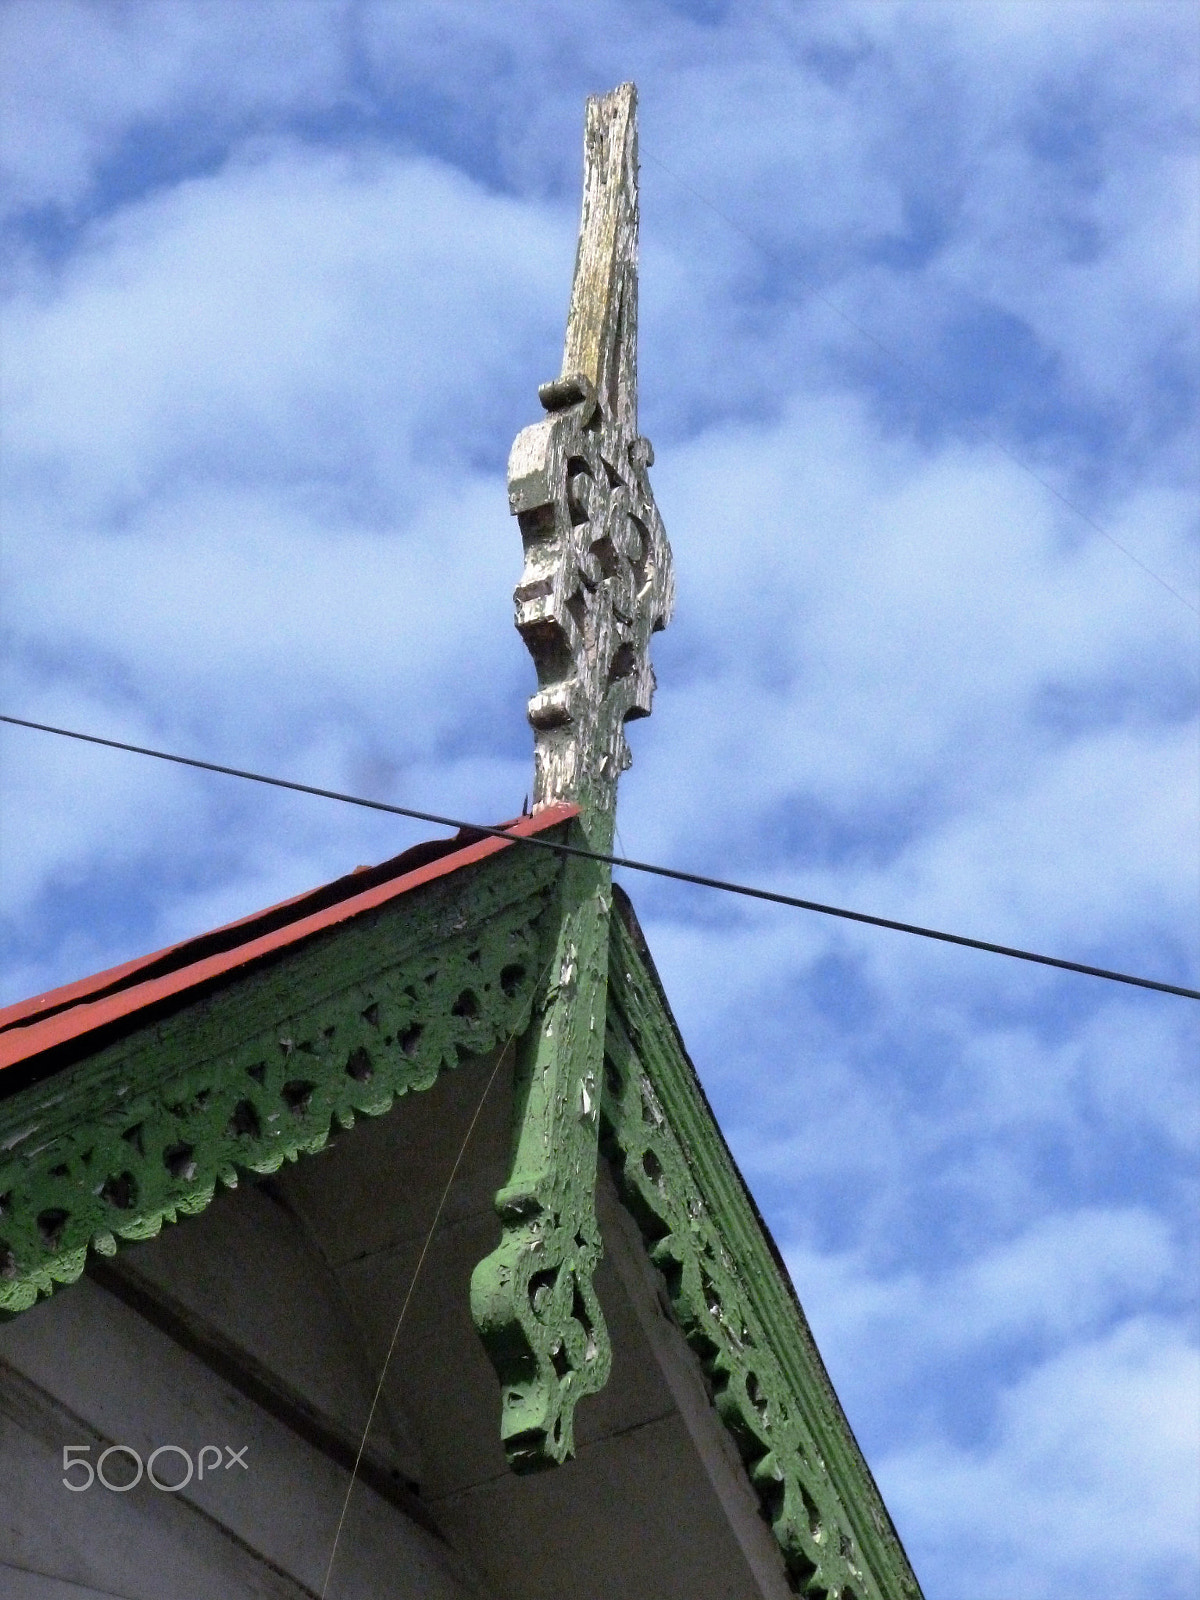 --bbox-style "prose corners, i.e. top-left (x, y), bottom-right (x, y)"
top-left (627, 397), bottom-right (1197, 942)
top-left (1, 7), bottom-right (1196, 1595)
top-left (788, 1208), bottom-right (1179, 1368)
top-left (785, 1220), bottom-right (1197, 1594)
top-left (0, 0), bottom-right (351, 213)
top-left (4, 140), bottom-right (574, 519)
top-left (879, 1317), bottom-right (1200, 1599)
